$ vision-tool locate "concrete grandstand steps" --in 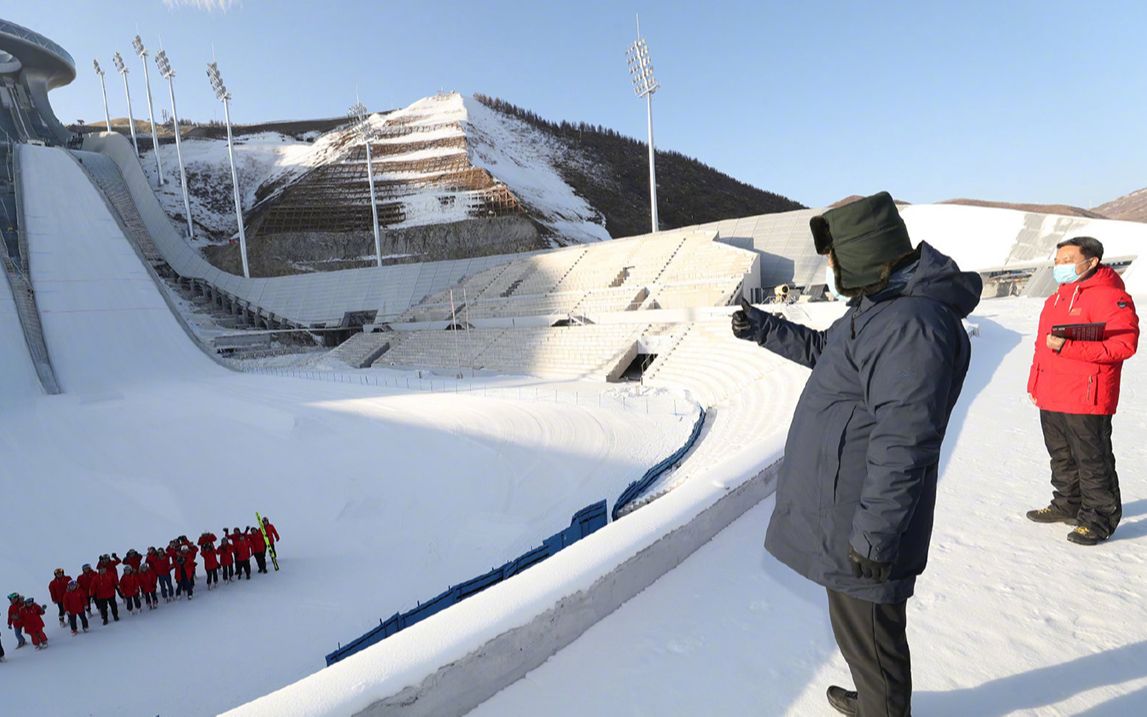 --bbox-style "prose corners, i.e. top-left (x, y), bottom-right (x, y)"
top-left (330, 330), bottom-right (399, 368)
top-left (374, 323), bottom-right (643, 381)
top-left (643, 322), bottom-right (769, 407)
